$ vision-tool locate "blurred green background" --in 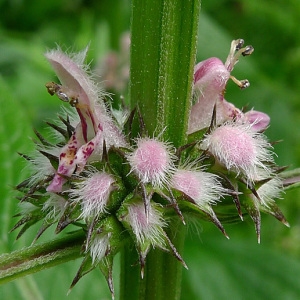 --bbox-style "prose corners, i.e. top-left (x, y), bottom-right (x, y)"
top-left (1, 0), bottom-right (300, 299)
